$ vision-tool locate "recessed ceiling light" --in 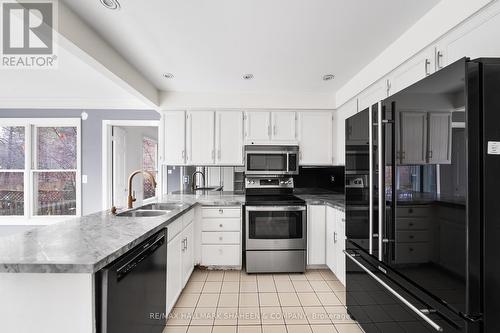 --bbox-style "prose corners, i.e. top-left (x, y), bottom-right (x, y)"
top-left (163, 73), bottom-right (174, 79)
top-left (100, 0), bottom-right (120, 10)
top-left (242, 74), bottom-right (254, 80)
top-left (323, 74), bottom-right (335, 81)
